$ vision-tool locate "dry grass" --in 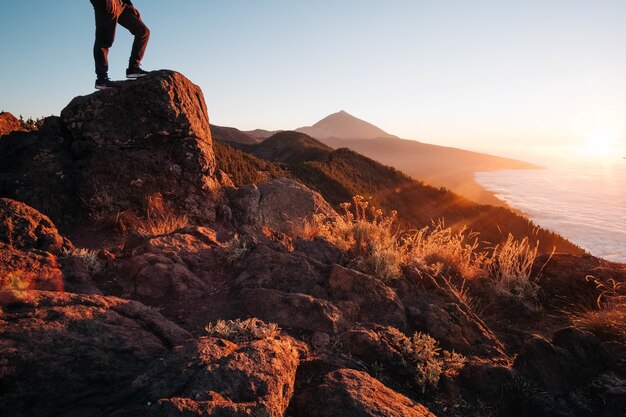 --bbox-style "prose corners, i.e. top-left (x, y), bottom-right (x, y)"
top-left (117, 193), bottom-right (188, 236)
top-left (570, 276), bottom-right (626, 343)
top-left (296, 196), bottom-right (547, 311)
top-left (403, 220), bottom-right (486, 278)
top-left (486, 234), bottom-right (541, 311)
top-left (299, 196), bottom-right (403, 282)
top-left (205, 318), bottom-right (281, 342)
